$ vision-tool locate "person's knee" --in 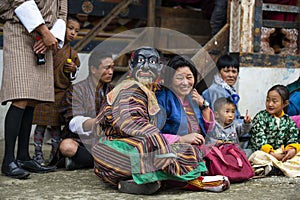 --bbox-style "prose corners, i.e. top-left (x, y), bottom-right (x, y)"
top-left (59, 139), bottom-right (78, 157)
